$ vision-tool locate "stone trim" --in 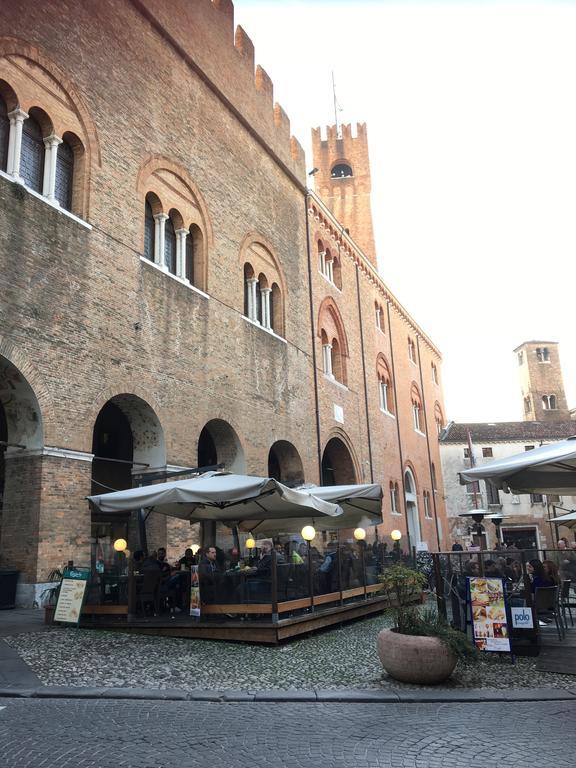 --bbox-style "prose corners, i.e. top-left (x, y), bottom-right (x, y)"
top-left (4, 446), bottom-right (94, 462)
